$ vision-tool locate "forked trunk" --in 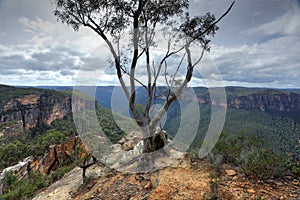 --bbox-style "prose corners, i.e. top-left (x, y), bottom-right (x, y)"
top-left (142, 128), bottom-right (168, 153)
top-left (137, 128), bottom-right (168, 172)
